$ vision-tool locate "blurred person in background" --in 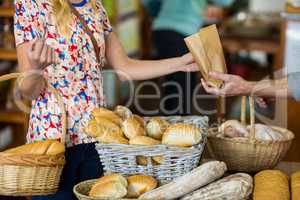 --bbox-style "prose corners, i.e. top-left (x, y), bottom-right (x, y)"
top-left (142, 0), bottom-right (234, 115)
